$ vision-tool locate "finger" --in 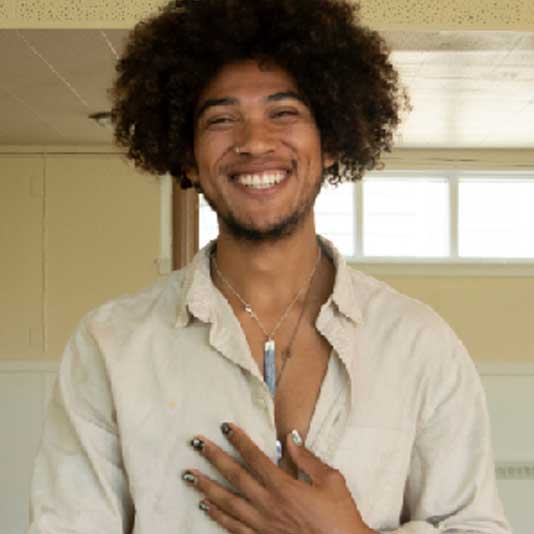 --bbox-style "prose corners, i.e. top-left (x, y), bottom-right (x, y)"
top-left (199, 499), bottom-right (257, 534)
top-left (182, 469), bottom-right (262, 531)
top-left (190, 435), bottom-right (271, 504)
top-left (220, 422), bottom-right (292, 489)
top-left (285, 430), bottom-right (336, 486)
